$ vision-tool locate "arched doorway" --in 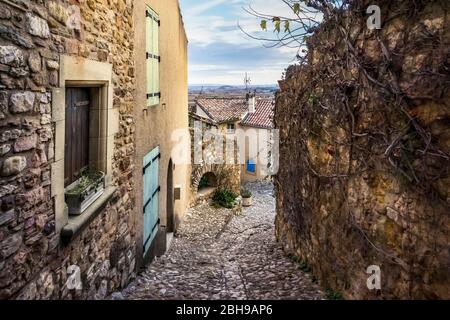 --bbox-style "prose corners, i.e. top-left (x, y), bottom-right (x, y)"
top-left (197, 172), bottom-right (217, 195)
top-left (167, 159), bottom-right (174, 234)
